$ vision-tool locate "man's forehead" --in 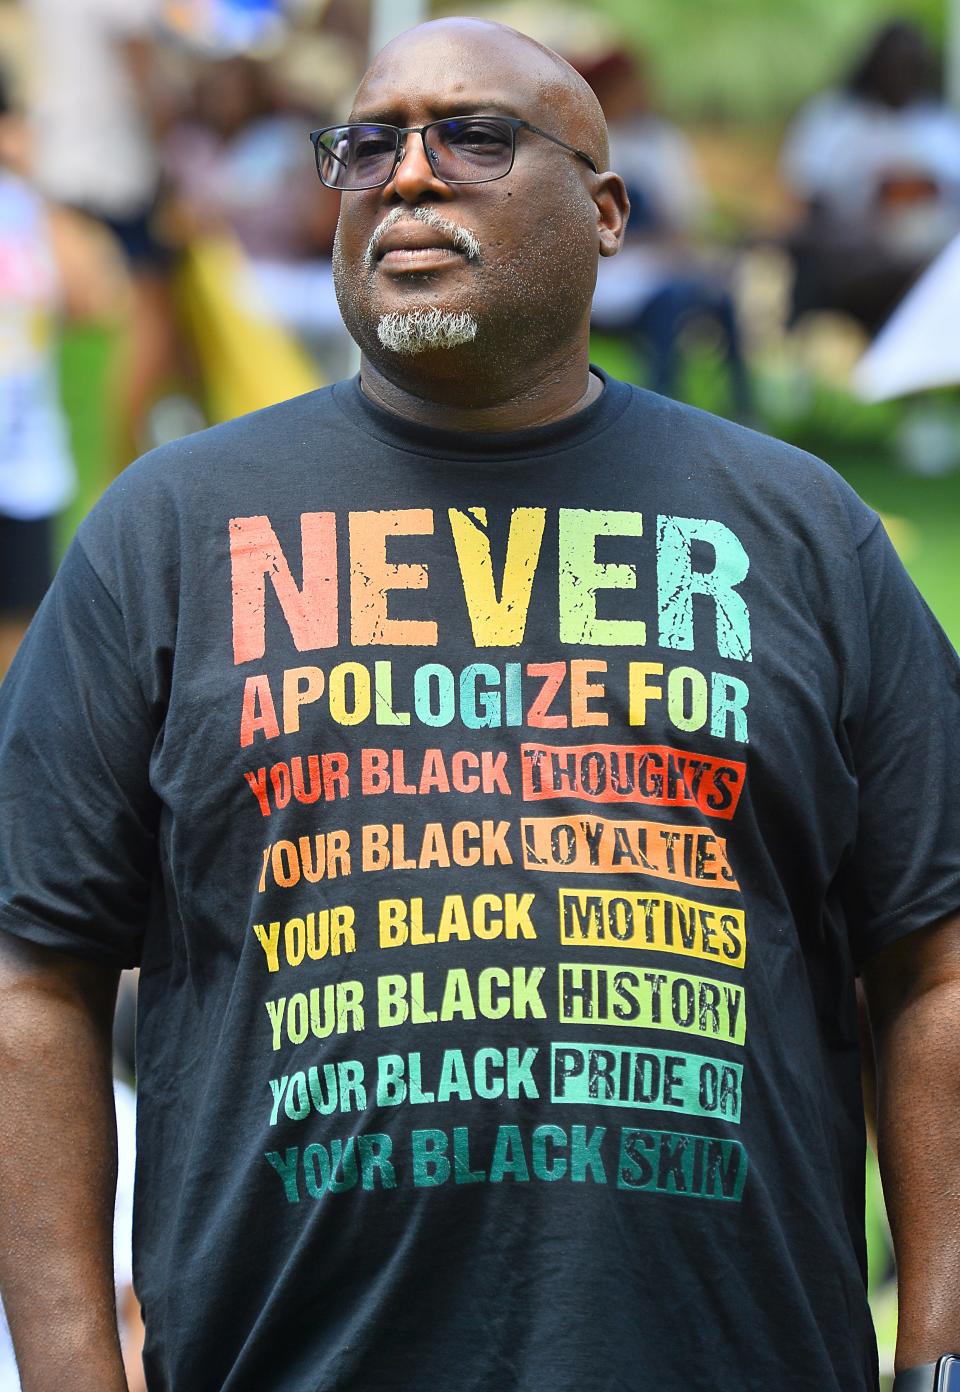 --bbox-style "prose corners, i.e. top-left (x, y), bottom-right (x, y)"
top-left (349, 22), bottom-right (570, 123)
top-left (350, 88), bottom-right (528, 124)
